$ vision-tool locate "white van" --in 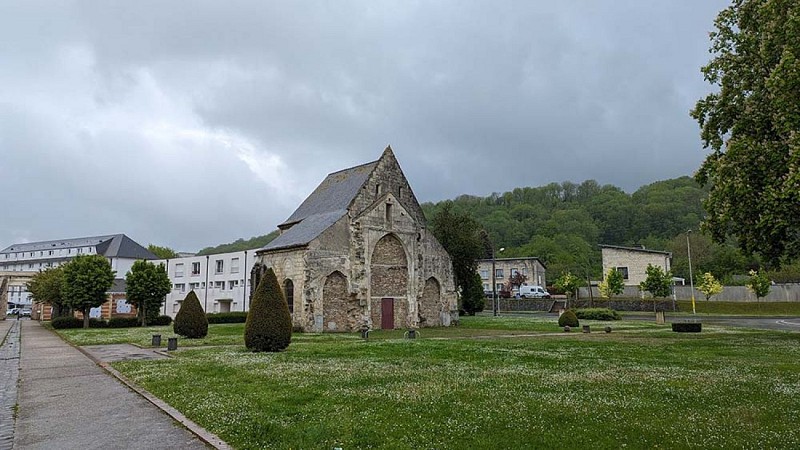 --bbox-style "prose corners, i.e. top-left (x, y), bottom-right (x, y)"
top-left (519, 285), bottom-right (550, 299)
